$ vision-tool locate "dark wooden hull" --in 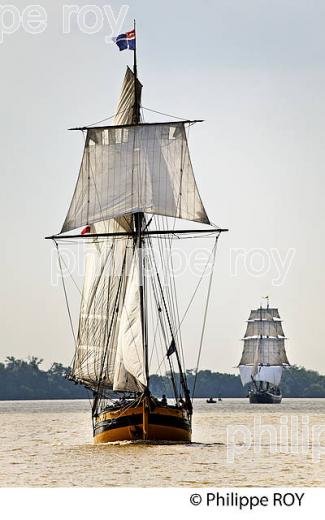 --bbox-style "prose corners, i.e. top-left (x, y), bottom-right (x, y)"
top-left (249, 390), bottom-right (282, 404)
top-left (93, 399), bottom-right (192, 443)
